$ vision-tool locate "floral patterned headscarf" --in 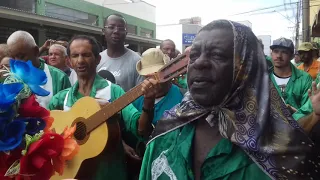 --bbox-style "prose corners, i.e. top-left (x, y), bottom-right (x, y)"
top-left (149, 20), bottom-right (320, 180)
